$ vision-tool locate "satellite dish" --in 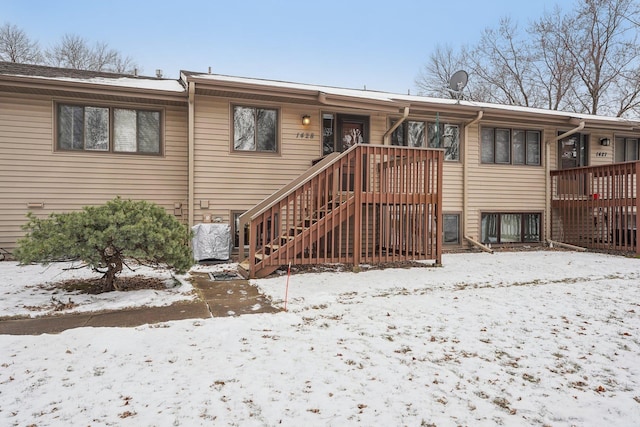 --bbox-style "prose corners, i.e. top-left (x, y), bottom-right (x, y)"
top-left (447, 70), bottom-right (468, 102)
